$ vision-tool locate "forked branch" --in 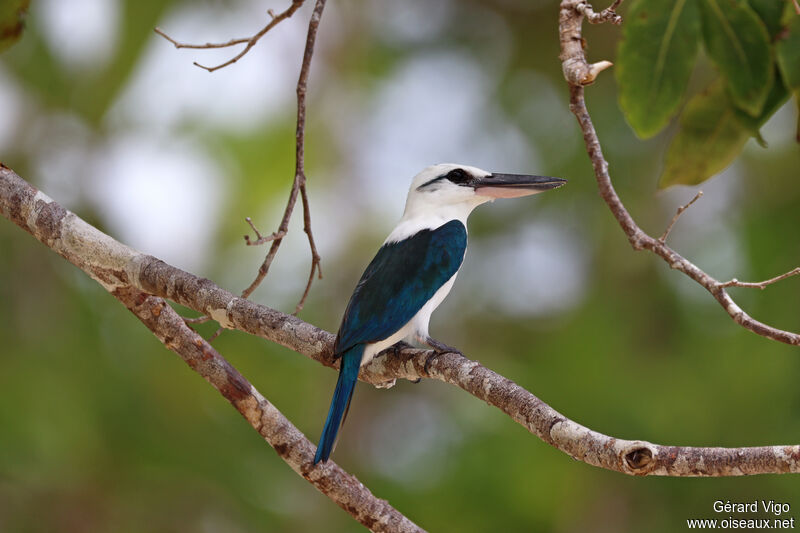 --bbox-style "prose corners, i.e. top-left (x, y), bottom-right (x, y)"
top-left (155, 0), bottom-right (306, 72)
top-left (165, 0), bottom-right (325, 331)
top-left (558, 0), bottom-right (800, 346)
top-left (237, 0), bottom-right (325, 314)
top-left (3, 165), bottom-right (800, 479)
